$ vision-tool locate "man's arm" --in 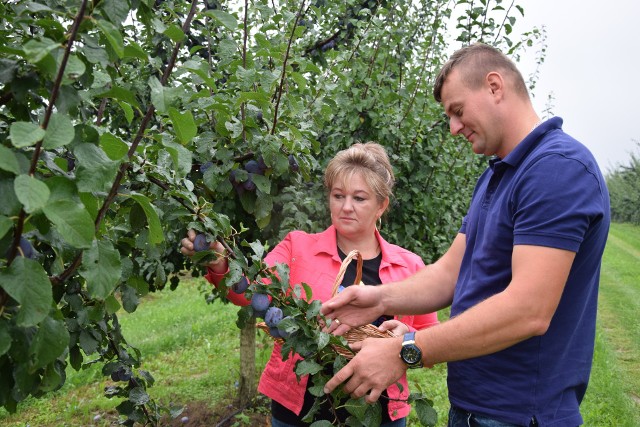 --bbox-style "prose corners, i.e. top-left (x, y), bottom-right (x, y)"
top-left (321, 233), bottom-right (466, 335)
top-left (417, 244), bottom-right (575, 365)
top-left (324, 244), bottom-right (575, 402)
